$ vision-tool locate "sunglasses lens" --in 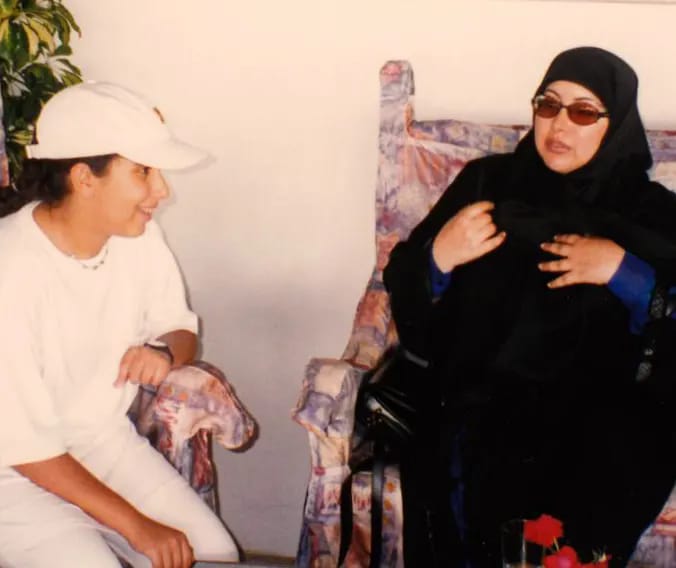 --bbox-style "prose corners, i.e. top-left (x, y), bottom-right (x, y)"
top-left (567, 104), bottom-right (601, 126)
top-left (533, 96), bottom-right (606, 126)
top-left (534, 97), bottom-right (561, 119)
